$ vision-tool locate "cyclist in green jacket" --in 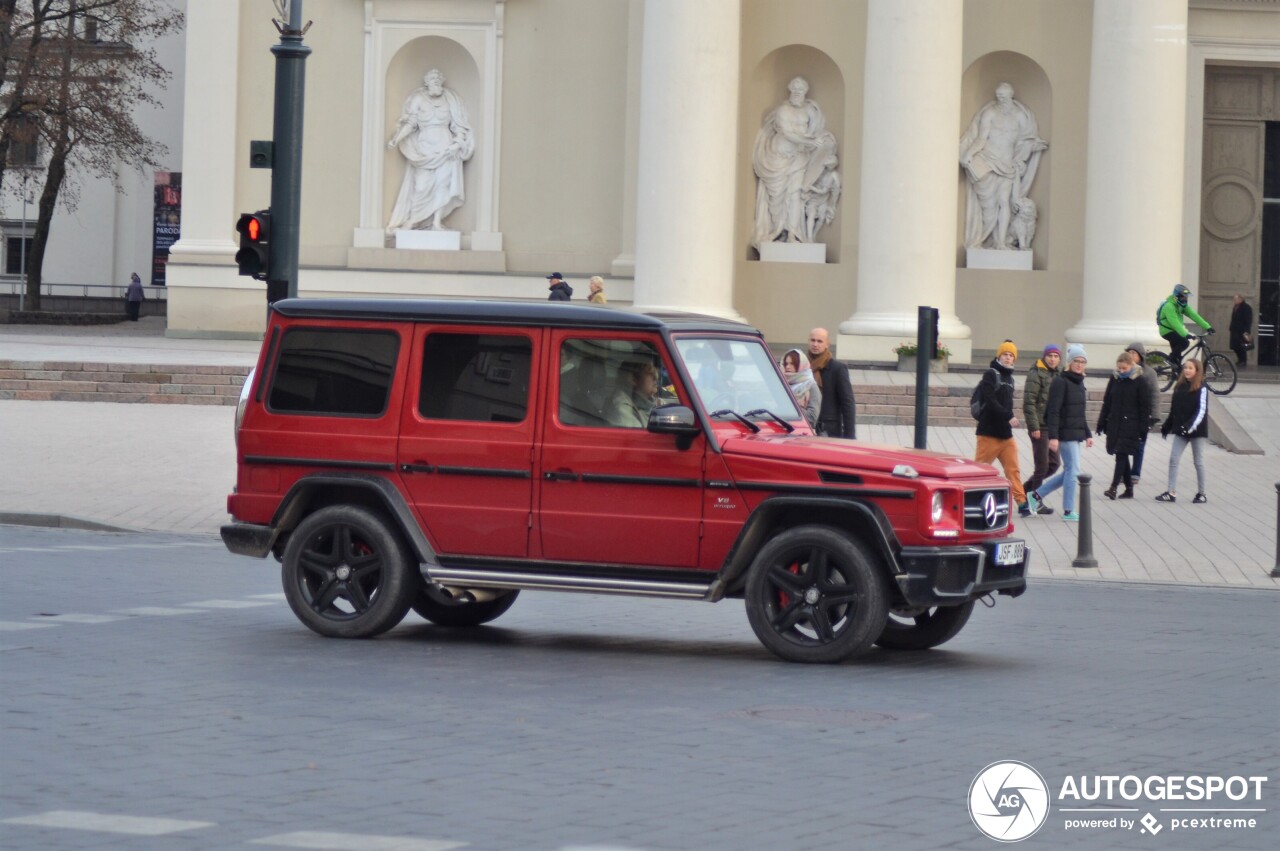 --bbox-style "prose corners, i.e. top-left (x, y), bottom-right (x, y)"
top-left (1158, 284), bottom-right (1213, 366)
